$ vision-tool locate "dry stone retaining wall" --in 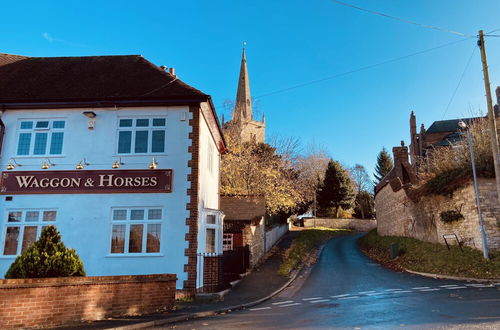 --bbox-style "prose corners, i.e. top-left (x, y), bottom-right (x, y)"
top-left (375, 178), bottom-right (500, 252)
